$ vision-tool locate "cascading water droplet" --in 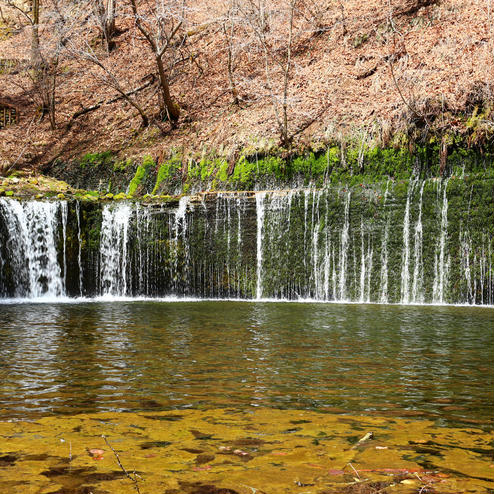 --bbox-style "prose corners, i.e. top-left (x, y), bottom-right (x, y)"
top-left (379, 181), bottom-right (390, 304)
top-left (433, 178), bottom-right (450, 303)
top-left (400, 178), bottom-right (415, 304)
top-left (359, 220), bottom-right (366, 303)
top-left (76, 201), bottom-right (84, 296)
top-left (411, 181), bottom-right (425, 303)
